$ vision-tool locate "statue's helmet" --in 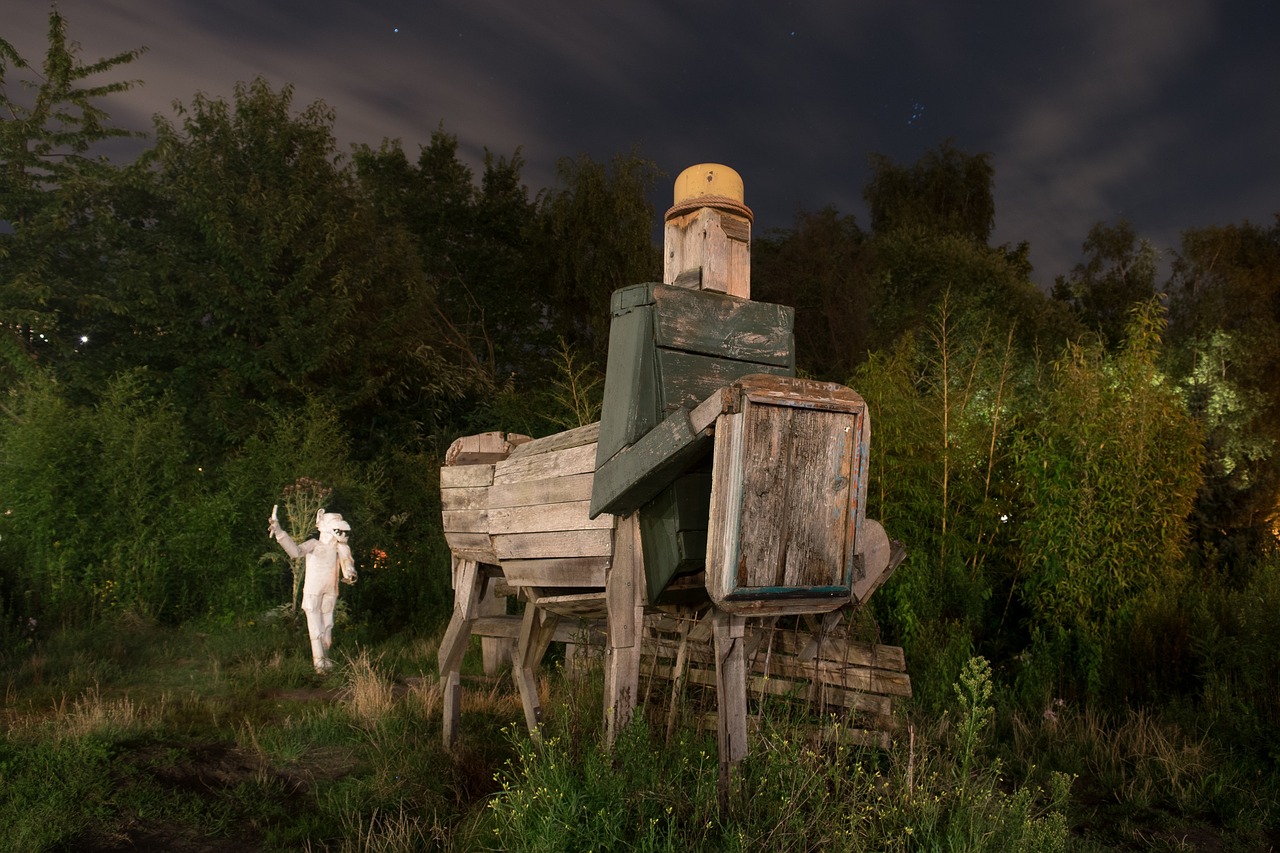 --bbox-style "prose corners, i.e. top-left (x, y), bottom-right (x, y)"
top-left (318, 511), bottom-right (351, 542)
